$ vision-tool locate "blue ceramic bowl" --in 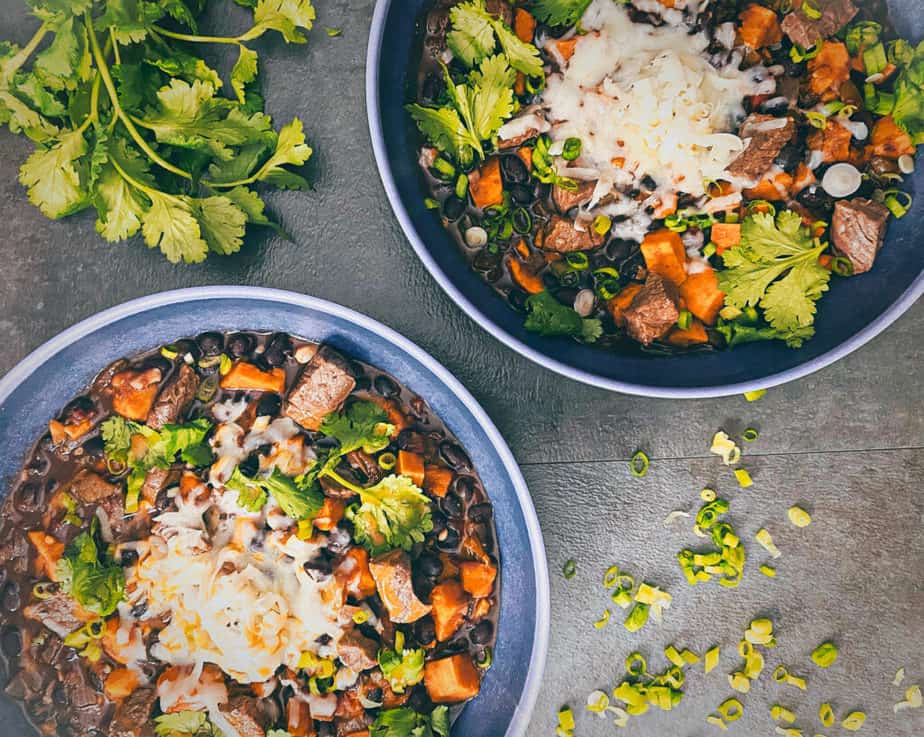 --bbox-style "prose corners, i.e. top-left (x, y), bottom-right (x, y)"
top-left (366, 0), bottom-right (924, 398)
top-left (0, 287), bottom-right (549, 737)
